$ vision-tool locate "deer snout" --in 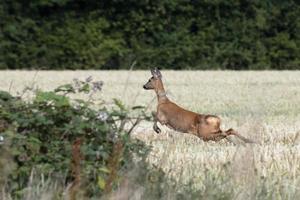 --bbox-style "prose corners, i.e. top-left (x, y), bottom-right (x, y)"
top-left (143, 84), bottom-right (152, 90)
top-left (143, 80), bottom-right (154, 90)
